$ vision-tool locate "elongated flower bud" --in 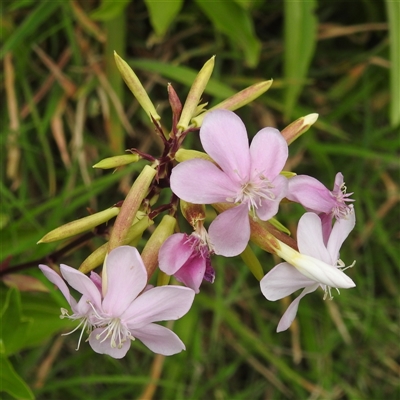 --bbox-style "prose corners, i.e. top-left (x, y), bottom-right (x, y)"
top-left (177, 56), bottom-right (215, 131)
top-left (141, 215), bottom-right (176, 279)
top-left (108, 165), bottom-right (156, 251)
top-left (114, 51), bottom-right (161, 122)
top-left (281, 113), bottom-right (318, 144)
top-left (175, 148), bottom-right (214, 163)
top-left (191, 80), bottom-right (273, 127)
top-left (79, 215), bottom-right (153, 273)
top-left (93, 154), bottom-right (140, 169)
top-left (38, 207), bottom-right (120, 243)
